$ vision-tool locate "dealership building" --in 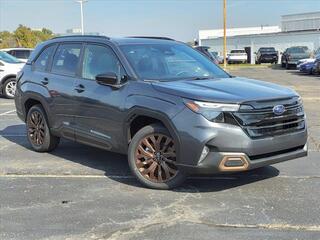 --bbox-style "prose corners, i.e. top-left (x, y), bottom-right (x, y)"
top-left (199, 11), bottom-right (320, 64)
